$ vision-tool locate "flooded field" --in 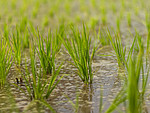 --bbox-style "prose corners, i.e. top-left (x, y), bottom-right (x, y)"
top-left (0, 0), bottom-right (150, 113)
